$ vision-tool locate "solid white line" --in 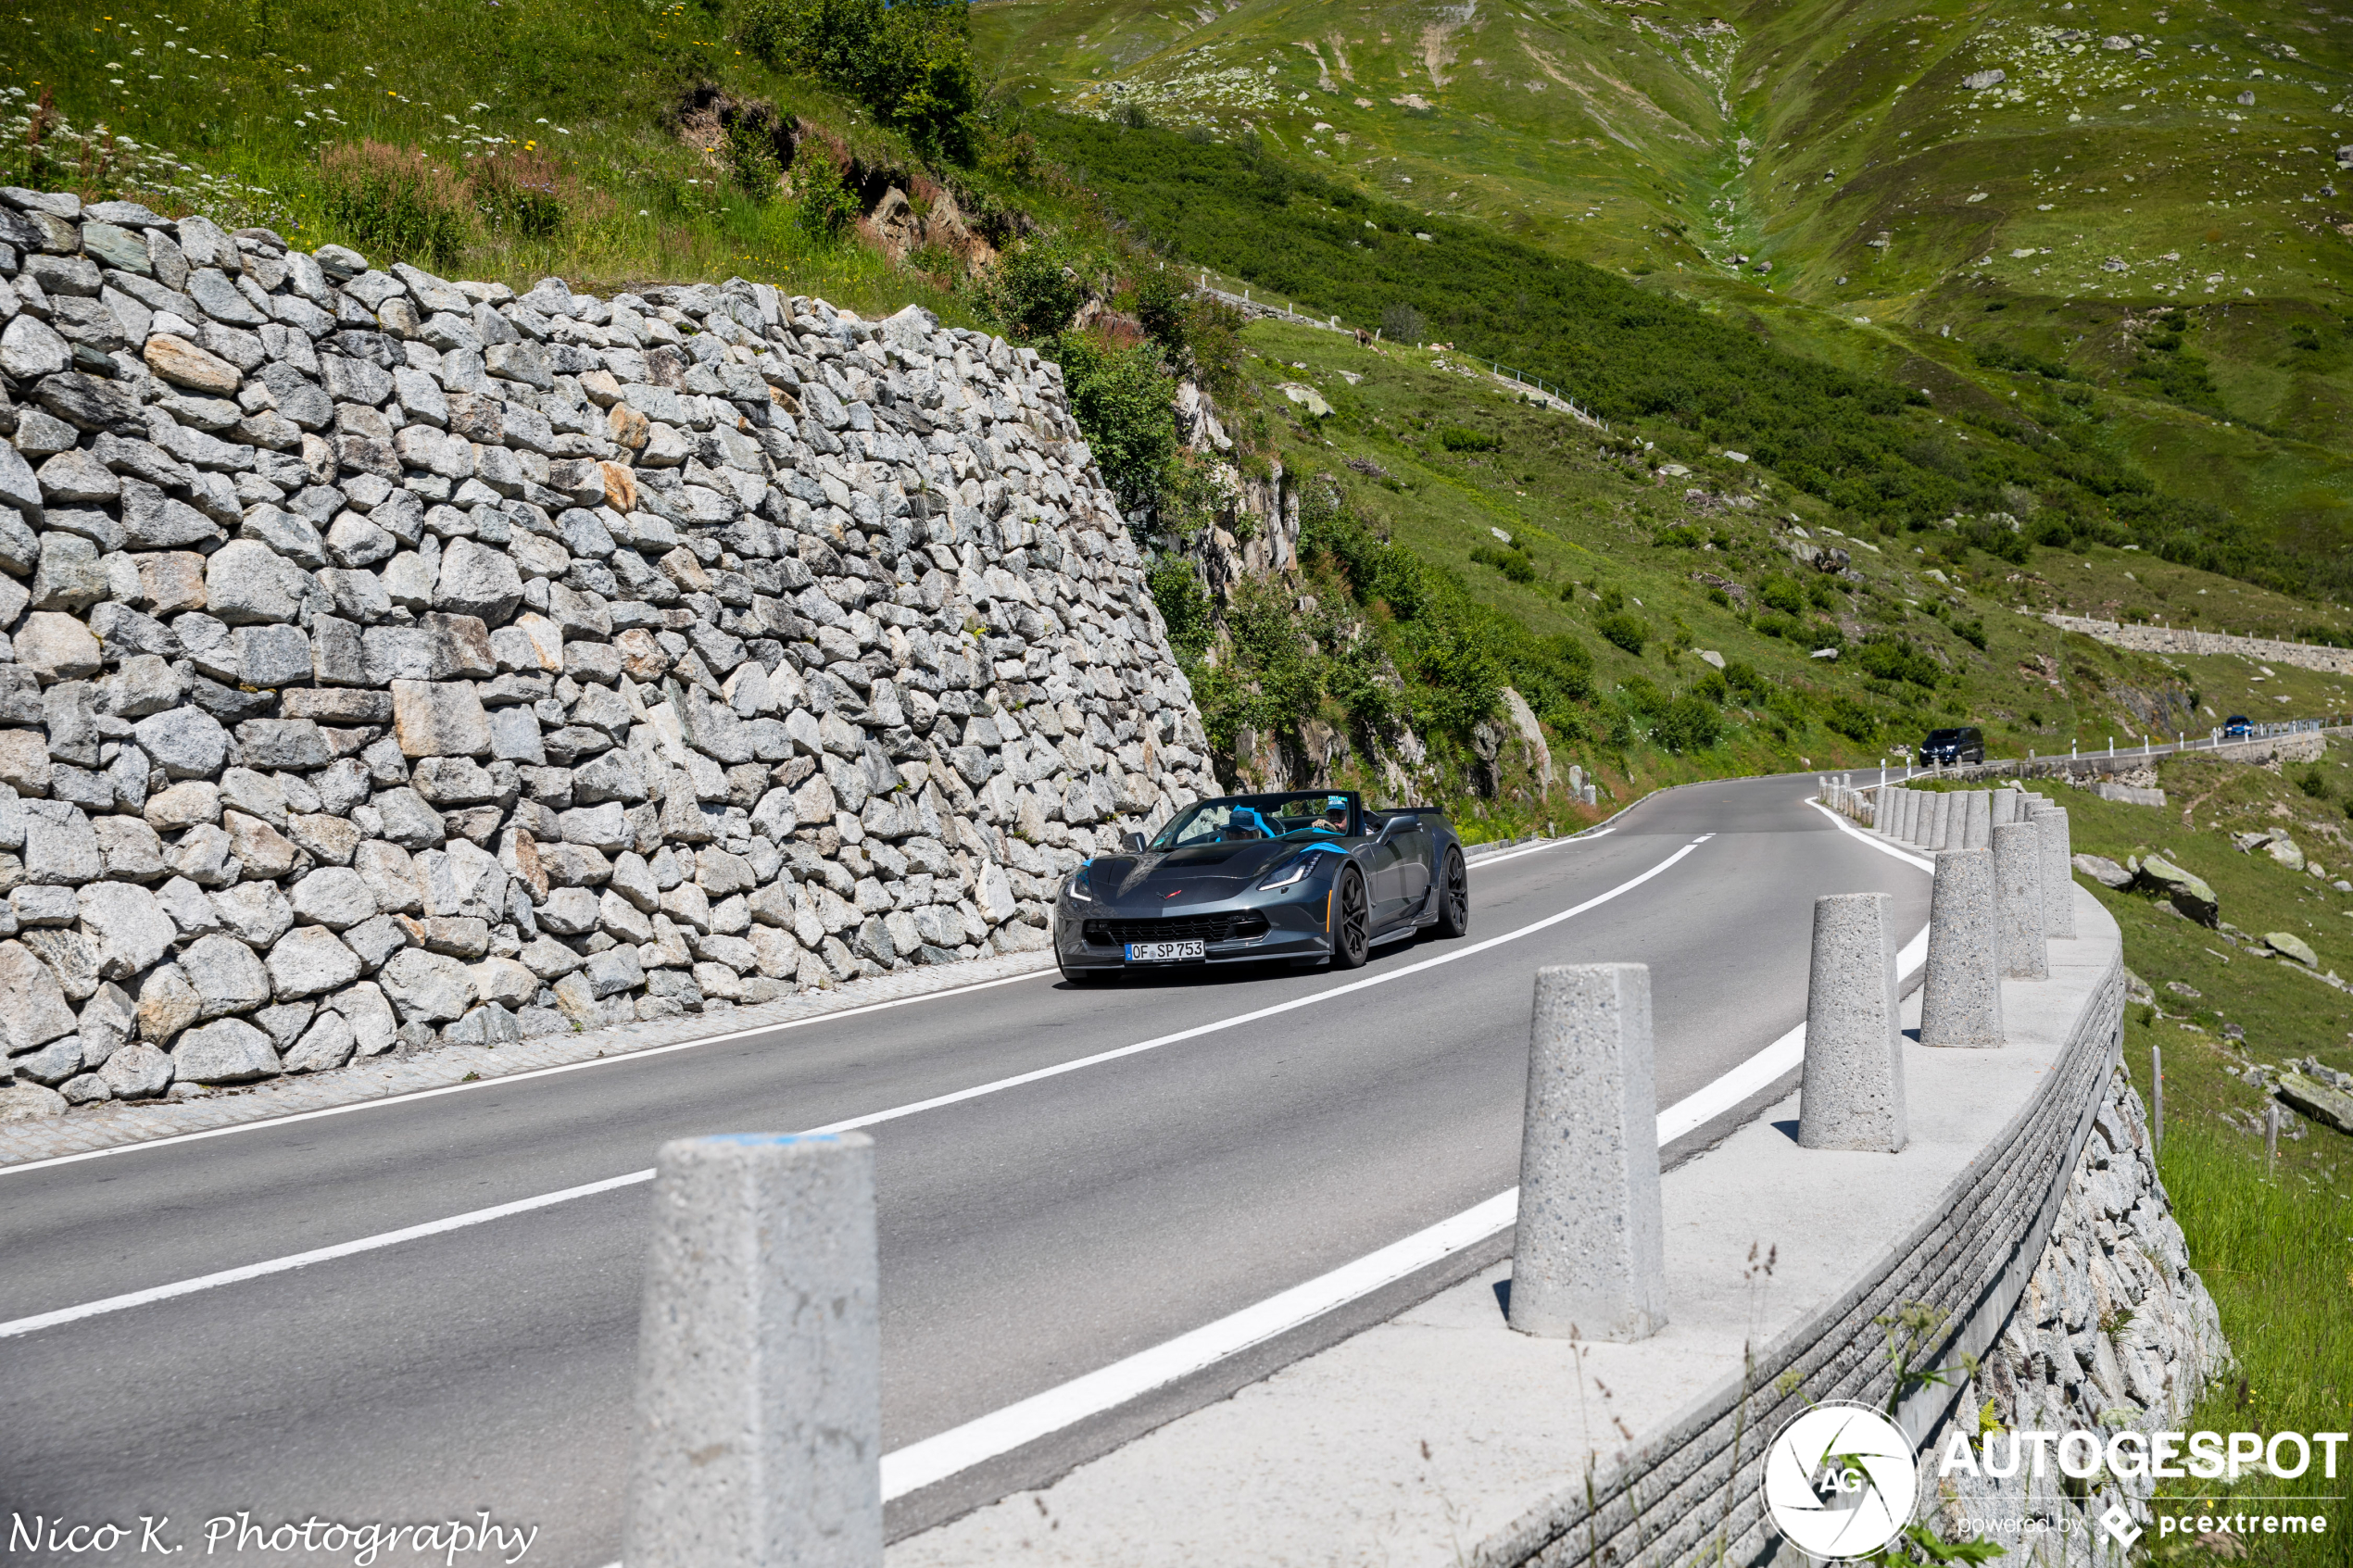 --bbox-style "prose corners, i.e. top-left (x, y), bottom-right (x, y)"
top-left (4, 829), bottom-right (1594, 1184)
top-left (878, 910), bottom-right (1930, 1499)
top-left (878, 1189), bottom-right (1522, 1499)
top-left (0, 1170), bottom-right (653, 1340)
top-left (0, 839), bottom-right (1710, 1341)
top-left (1808, 797), bottom-right (1937, 873)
